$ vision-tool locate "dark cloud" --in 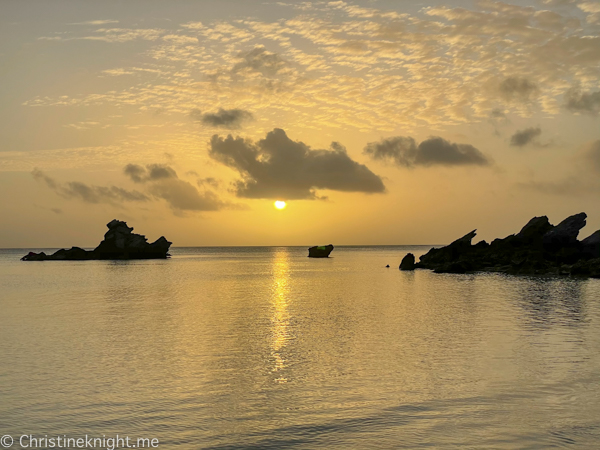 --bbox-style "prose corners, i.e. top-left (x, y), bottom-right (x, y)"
top-left (364, 136), bottom-right (491, 168)
top-left (123, 164), bottom-right (227, 211)
top-left (201, 108), bottom-right (253, 128)
top-left (490, 108), bottom-right (507, 119)
top-left (510, 127), bottom-right (542, 147)
top-left (209, 128), bottom-right (385, 200)
top-left (232, 47), bottom-right (287, 76)
top-left (124, 163), bottom-right (177, 183)
top-left (564, 87), bottom-right (600, 115)
top-left (499, 77), bottom-right (539, 102)
top-left (32, 169), bottom-right (150, 204)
